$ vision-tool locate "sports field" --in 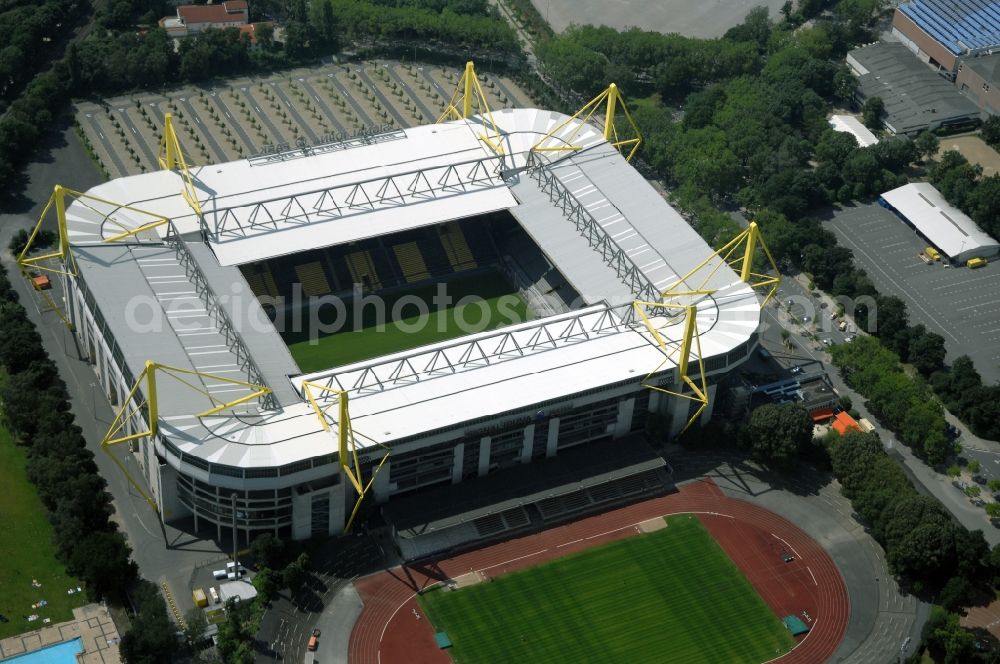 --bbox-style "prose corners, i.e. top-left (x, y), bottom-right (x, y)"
top-left (418, 515), bottom-right (795, 664)
top-left (0, 421), bottom-right (85, 638)
top-left (286, 270), bottom-right (531, 372)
